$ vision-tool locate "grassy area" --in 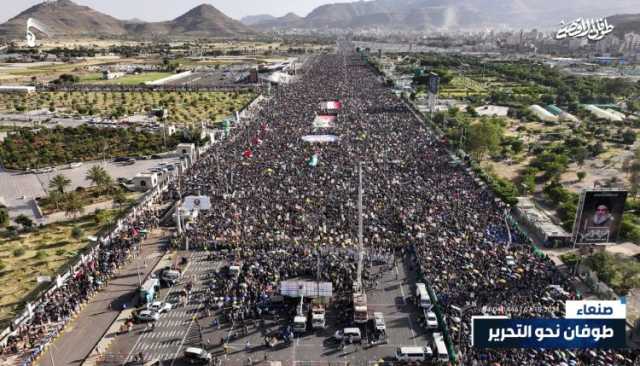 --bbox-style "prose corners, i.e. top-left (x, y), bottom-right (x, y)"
top-left (84, 72), bottom-right (173, 85)
top-left (78, 72), bottom-right (103, 83)
top-left (0, 211), bottom-right (122, 325)
top-left (0, 90), bottom-right (256, 125)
